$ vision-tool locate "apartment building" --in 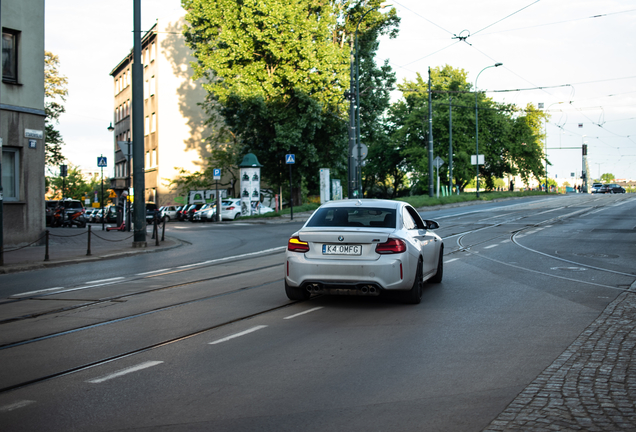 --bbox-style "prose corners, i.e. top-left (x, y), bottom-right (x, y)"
top-left (1, 0), bottom-right (46, 246)
top-left (109, 16), bottom-right (212, 206)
